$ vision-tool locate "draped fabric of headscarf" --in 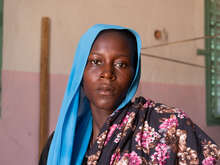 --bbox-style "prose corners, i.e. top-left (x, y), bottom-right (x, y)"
top-left (47, 24), bottom-right (142, 165)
